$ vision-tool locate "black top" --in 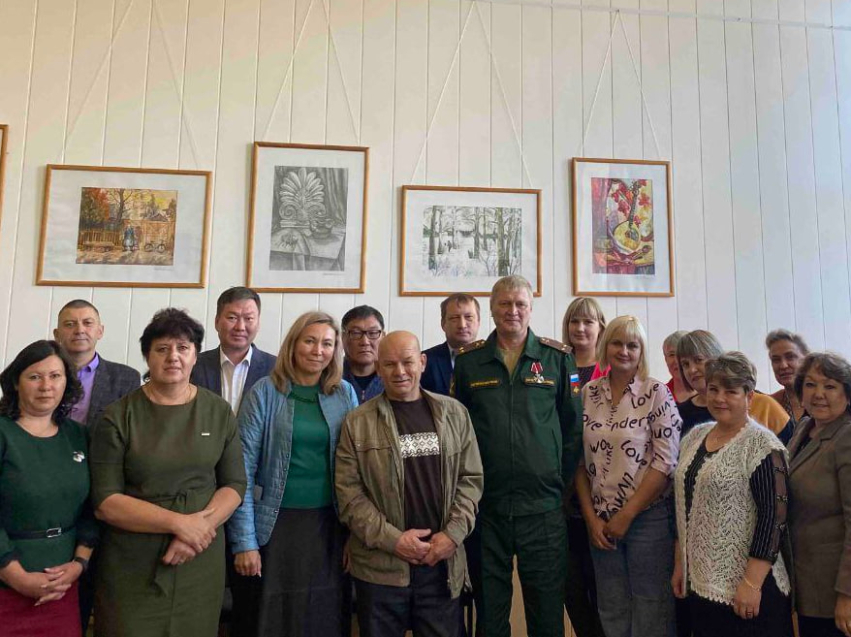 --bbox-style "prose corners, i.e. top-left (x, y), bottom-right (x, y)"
top-left (677, 398), bottom-right (713, 438)
top-left (353, 372), bottom-right (378, 394)
top-left (391, 398), bottom-right (443, 536)
top-left (684, 441), bottom-right (788, 562)
top-left (577, 364), bottom-right (597, 388)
